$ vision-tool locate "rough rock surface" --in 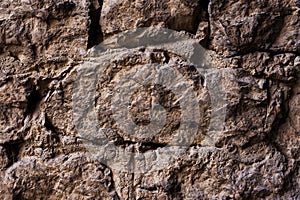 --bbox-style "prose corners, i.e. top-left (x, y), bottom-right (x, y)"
top-left (0, 0), bottom-right (299, 199)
